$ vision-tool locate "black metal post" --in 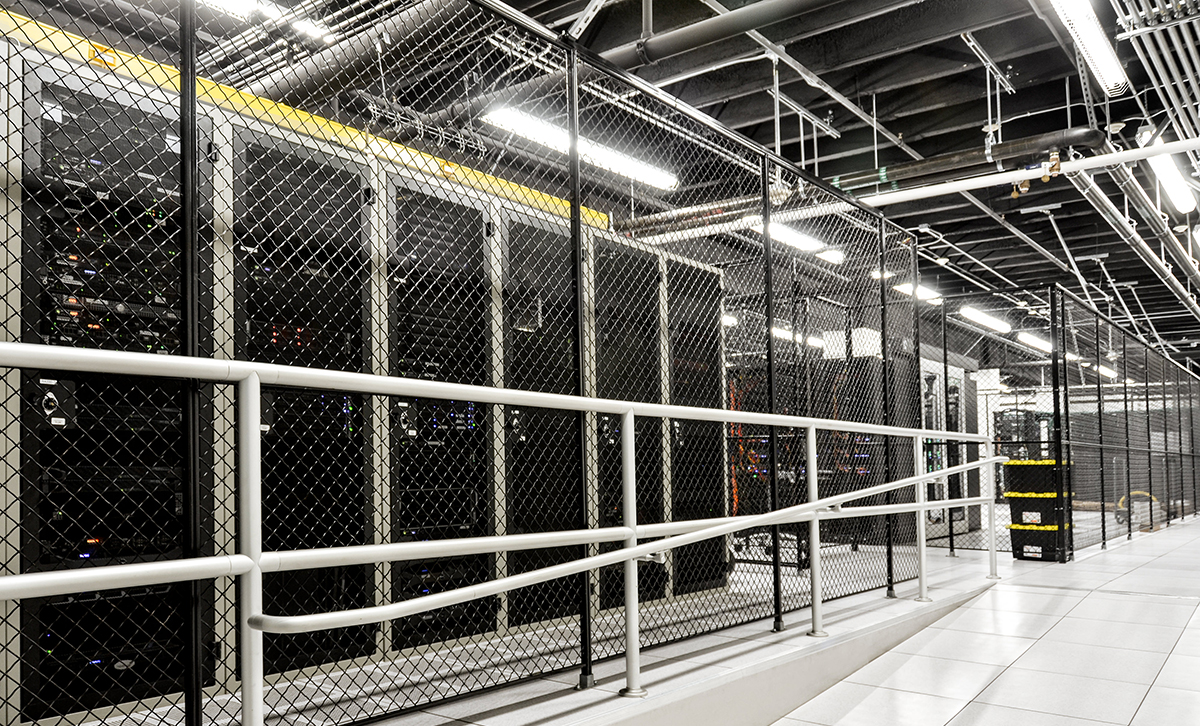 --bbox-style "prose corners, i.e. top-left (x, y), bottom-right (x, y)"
top-left (879, 217), bottom-right (895, 598)
top-left (1146, 347), bottom-right (1154, 532)
top-left (941, 302), bottom-right (956, 557)
top-left (762, 155), bottom-right (784, 633)
top-left (1059, 293), bottom-right (1076, 558)
top-left (179, 1), bottom-right (203, 723)
top-left (1049, 287), bottom-right (1068, 563)
top-left (911, 232), bottom-right (924, 530)
top-left (1177, 366), bottom-right (1185, 520)
top-left (565, 49), bottom-right (594, 690)
top-left (1124, 334), bottom-right (1132, 539)
top-left (1094, 314), bottom-right (1107, 548)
